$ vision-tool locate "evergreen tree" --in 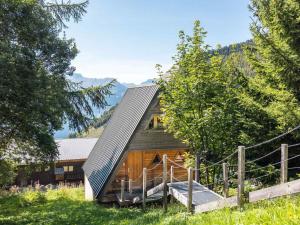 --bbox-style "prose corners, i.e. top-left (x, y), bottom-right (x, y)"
top-left (0, 0), bottom-right (114, 163)
top-left (248, 0), bottom-right (300, 98)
